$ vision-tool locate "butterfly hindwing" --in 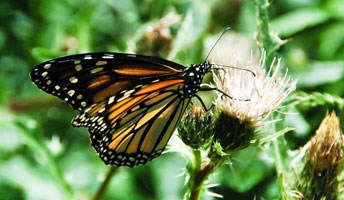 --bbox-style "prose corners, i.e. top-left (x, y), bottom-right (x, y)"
top-left (72, 79), bottom-right (190, 167)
